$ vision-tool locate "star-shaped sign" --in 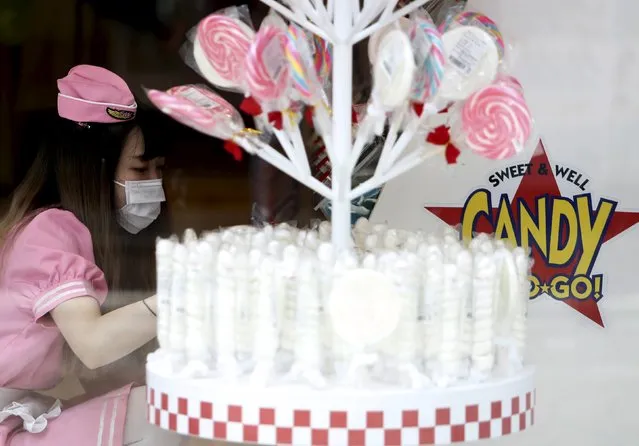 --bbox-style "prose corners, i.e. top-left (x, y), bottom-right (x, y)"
top-left (426, 141), bottom-right (639, 327)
